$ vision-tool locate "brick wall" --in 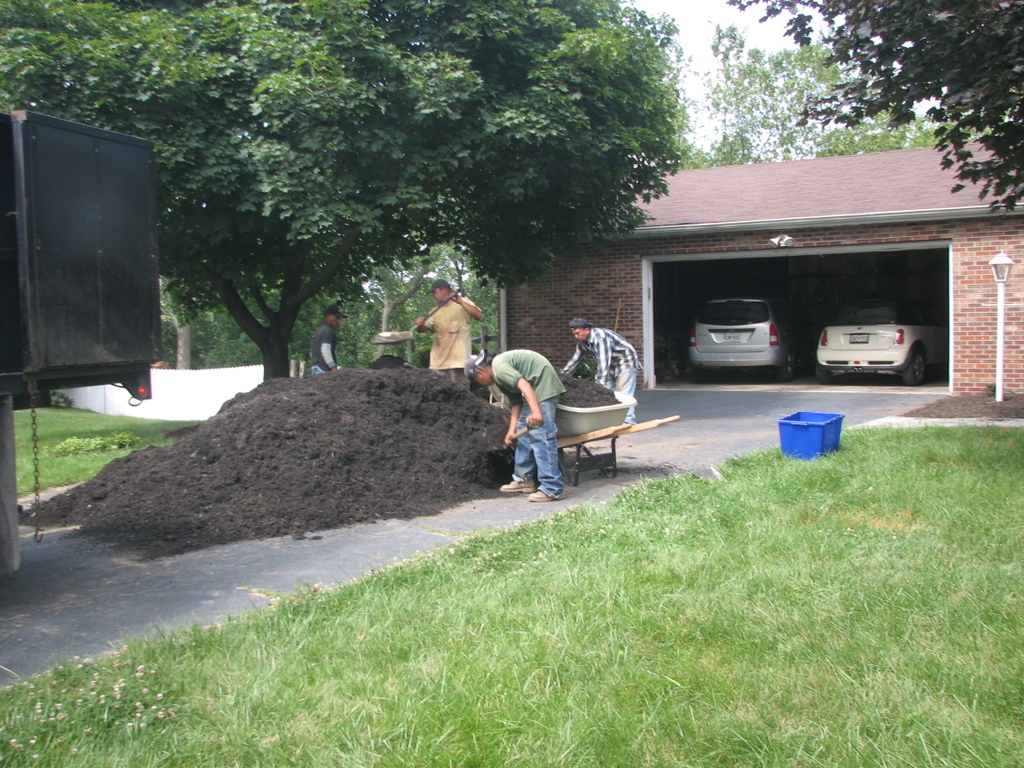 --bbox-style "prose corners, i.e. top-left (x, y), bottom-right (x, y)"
top-left (507, 216), bottom-right (1024, 395)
